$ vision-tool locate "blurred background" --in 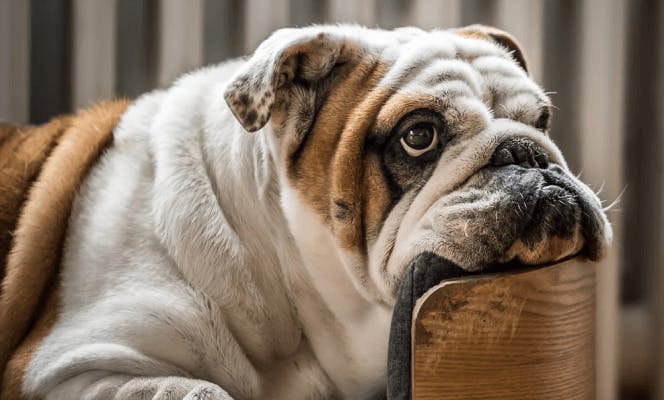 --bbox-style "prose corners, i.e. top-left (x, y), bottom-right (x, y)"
top-left (0, 0), bottom-right (662, 399)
